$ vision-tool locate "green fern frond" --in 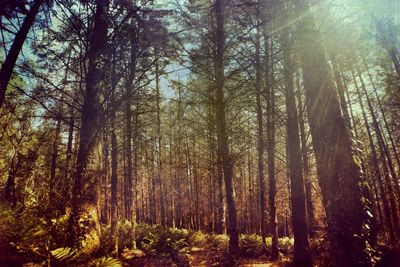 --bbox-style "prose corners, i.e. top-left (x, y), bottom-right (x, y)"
top-left (92, 256), bottom-right (122, 267)
top-left (50, 247), bottom-right (79, 261)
